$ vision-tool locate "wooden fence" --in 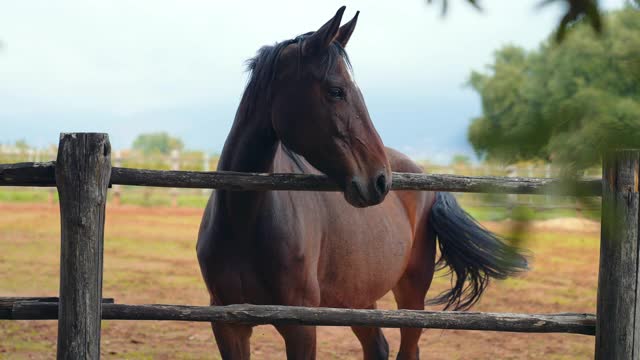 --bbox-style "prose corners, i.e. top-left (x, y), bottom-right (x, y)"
top-left (0, 146), bottom-right (599, 212)
top-left (0, 133), bottom-right (636, 359)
